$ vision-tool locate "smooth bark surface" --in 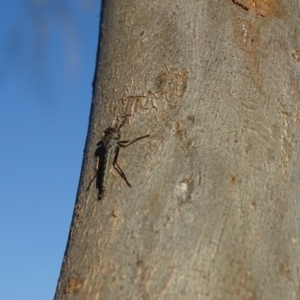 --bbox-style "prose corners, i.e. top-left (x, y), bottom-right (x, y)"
top-left (55, 1), bottom-right (300, 299)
